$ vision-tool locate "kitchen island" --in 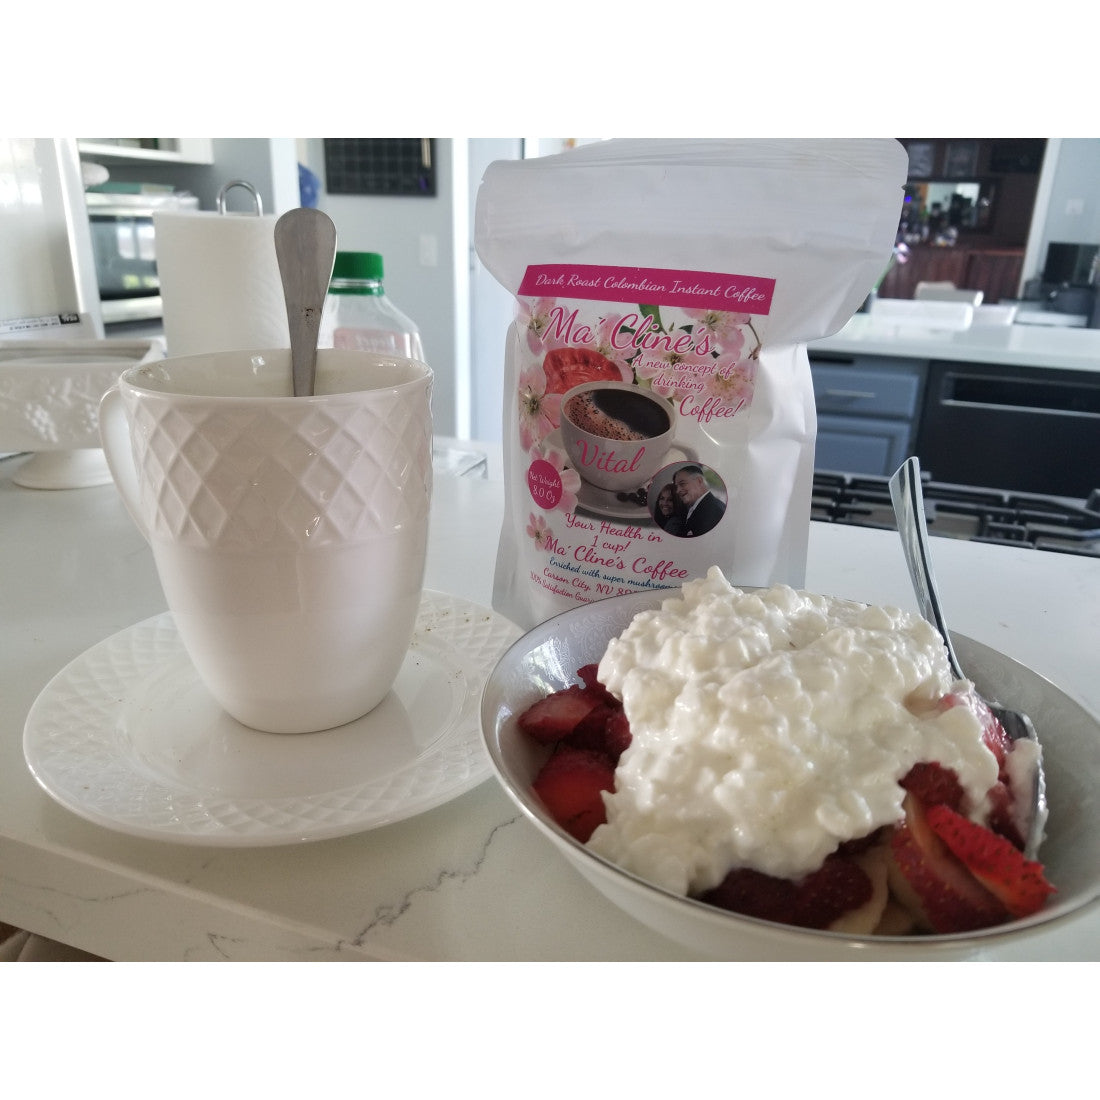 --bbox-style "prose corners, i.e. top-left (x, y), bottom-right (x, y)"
top-left (1, 447), bottom-right (1098, 961)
